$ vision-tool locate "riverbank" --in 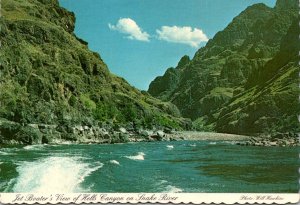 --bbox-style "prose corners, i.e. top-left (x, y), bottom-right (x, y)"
top-left (238, 133), bottom-right (299, 147)
top-left (0, 119), bottom-right (298, 146)
top-left (0, 120), bottom-right (249, 145)
top-left (167, 131), bottom-right (250, 141)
